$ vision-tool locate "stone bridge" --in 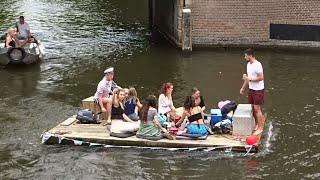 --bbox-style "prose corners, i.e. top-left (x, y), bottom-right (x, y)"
top-left (149, 0), bottom-right (320, 51)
